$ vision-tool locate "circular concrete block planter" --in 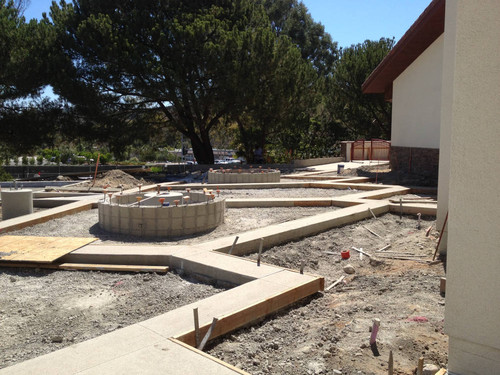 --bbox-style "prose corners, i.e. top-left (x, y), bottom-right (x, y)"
top-left (98, 191), bottom-right (225, 238)
top-left (207, 168), bottom-right (280, 184)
